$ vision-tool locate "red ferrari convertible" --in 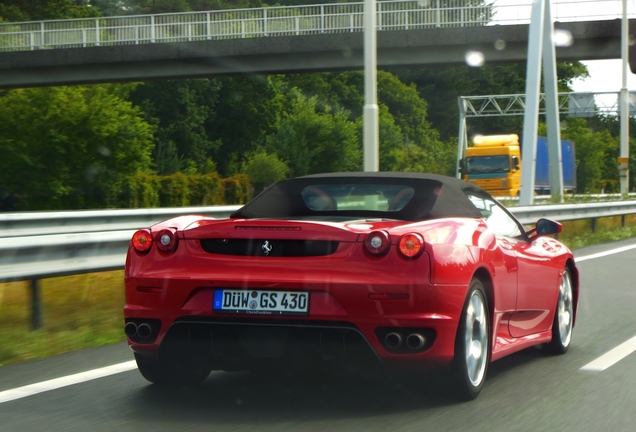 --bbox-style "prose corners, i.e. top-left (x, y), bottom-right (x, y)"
top-left (124, 172), bottom-right (578, 400)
